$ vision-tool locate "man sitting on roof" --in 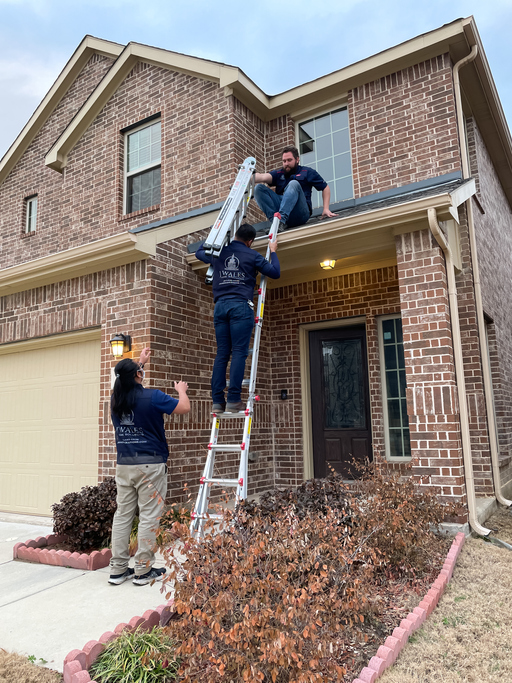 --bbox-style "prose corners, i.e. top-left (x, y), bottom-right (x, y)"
top-left (254, 145), bottom-right (336, 231)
